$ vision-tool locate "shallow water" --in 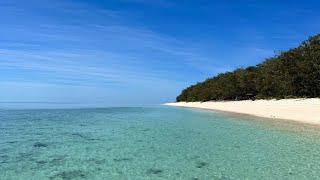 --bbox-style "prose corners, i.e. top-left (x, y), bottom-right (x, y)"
top-left (1, 106), bottom-right (320, 179)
